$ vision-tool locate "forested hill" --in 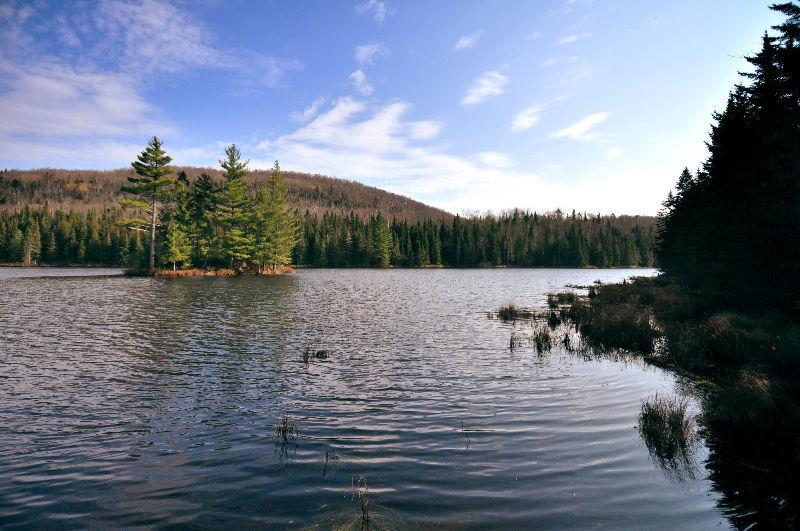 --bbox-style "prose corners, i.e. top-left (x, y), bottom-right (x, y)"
top-left (0, 167), bottom-right (450, 222)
